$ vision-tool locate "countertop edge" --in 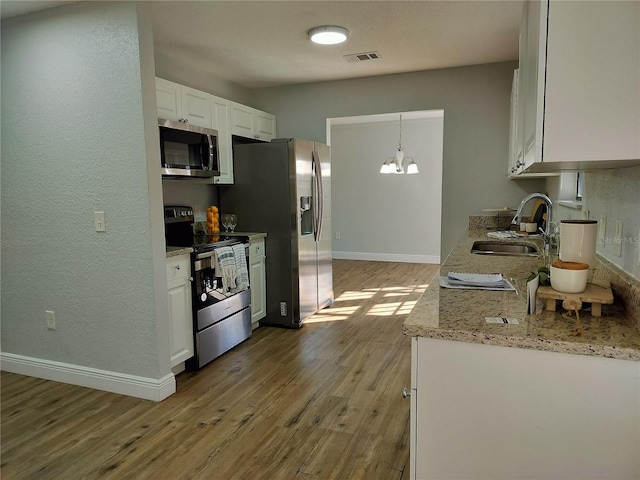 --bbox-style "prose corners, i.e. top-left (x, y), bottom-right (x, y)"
top-left (166, 247), bottom-right (194, 258)
top-left (403, 324), bottom-right (640, 361)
